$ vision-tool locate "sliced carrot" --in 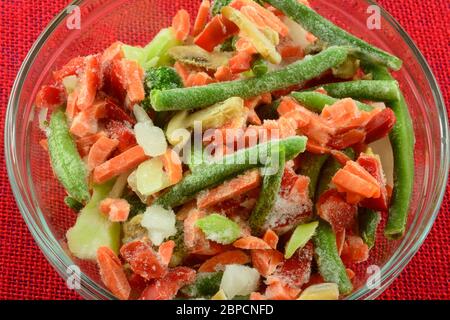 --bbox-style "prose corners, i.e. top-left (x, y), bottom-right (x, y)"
top-left (93, 145), bottom-right (148, 184)
top-left (158, 240), bottom-right (176, 266)
top-left (229, 51), bottom-right (253, 74)
top-left (198, 250), bottom-right (250, 272)
top-left (262, 229), bottom-right (278, 249)
top-left (77, 55), bottom-right (100, 110)
top-left (194, 15), bottom-right (239, 52)
top-left (197, 169), bottom-right (261, 209)
top-left (233, 236), bottom-right (272, 250)
top-left (76, 131), bottom-right (107, 157)
top-left (230, 0), bottom-right (289, 36)
top-left (172, 9), bottom-right (191, 41)
top-left (277, 96), bottom-right (300, 116)
top-left (306, 139), bottom-right (331, 155)
top-left (332, 162), bottom-right (381, 203)
top-left (240, 6), bottom-right (268, 30)
top-left (264, 277), bottom-right (300, 300)
top-left (250, 292), bottom-right (266, 300)
top-left (343, 161), bottom-right (381, 190)
top-left (52, 56), bottom-right (85, 82)
top-left (65, 89), bottom-right (79, 121)
top-left (70, 110), bottom-right (98, 138)
top-left (99, 198), bottom-right (130, 222)
top-left (235, 37), bottom-right (258, 55)
top-left (174, 61), bottom-right (191, 86)
top-left (346, 268), bottom-right (355, 280)
top-left (161, 148), bottom-right (183, 185)
top-left (214, 65), bottom-right (237, 82)
top-left (185, 72), bottom-right (215, 87)
top-left (101, 41), bottom-right (124, 68)
top-left (120, 59), bottom-right (145, 105)
top-left (87, 136), bottom-right (119, 170)
top-left (97, 246), bottom-right (131, 300)
top-left (251, 249), bottom-right (283, 276)
top-left (193, 0), bottom-right (211, 37)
